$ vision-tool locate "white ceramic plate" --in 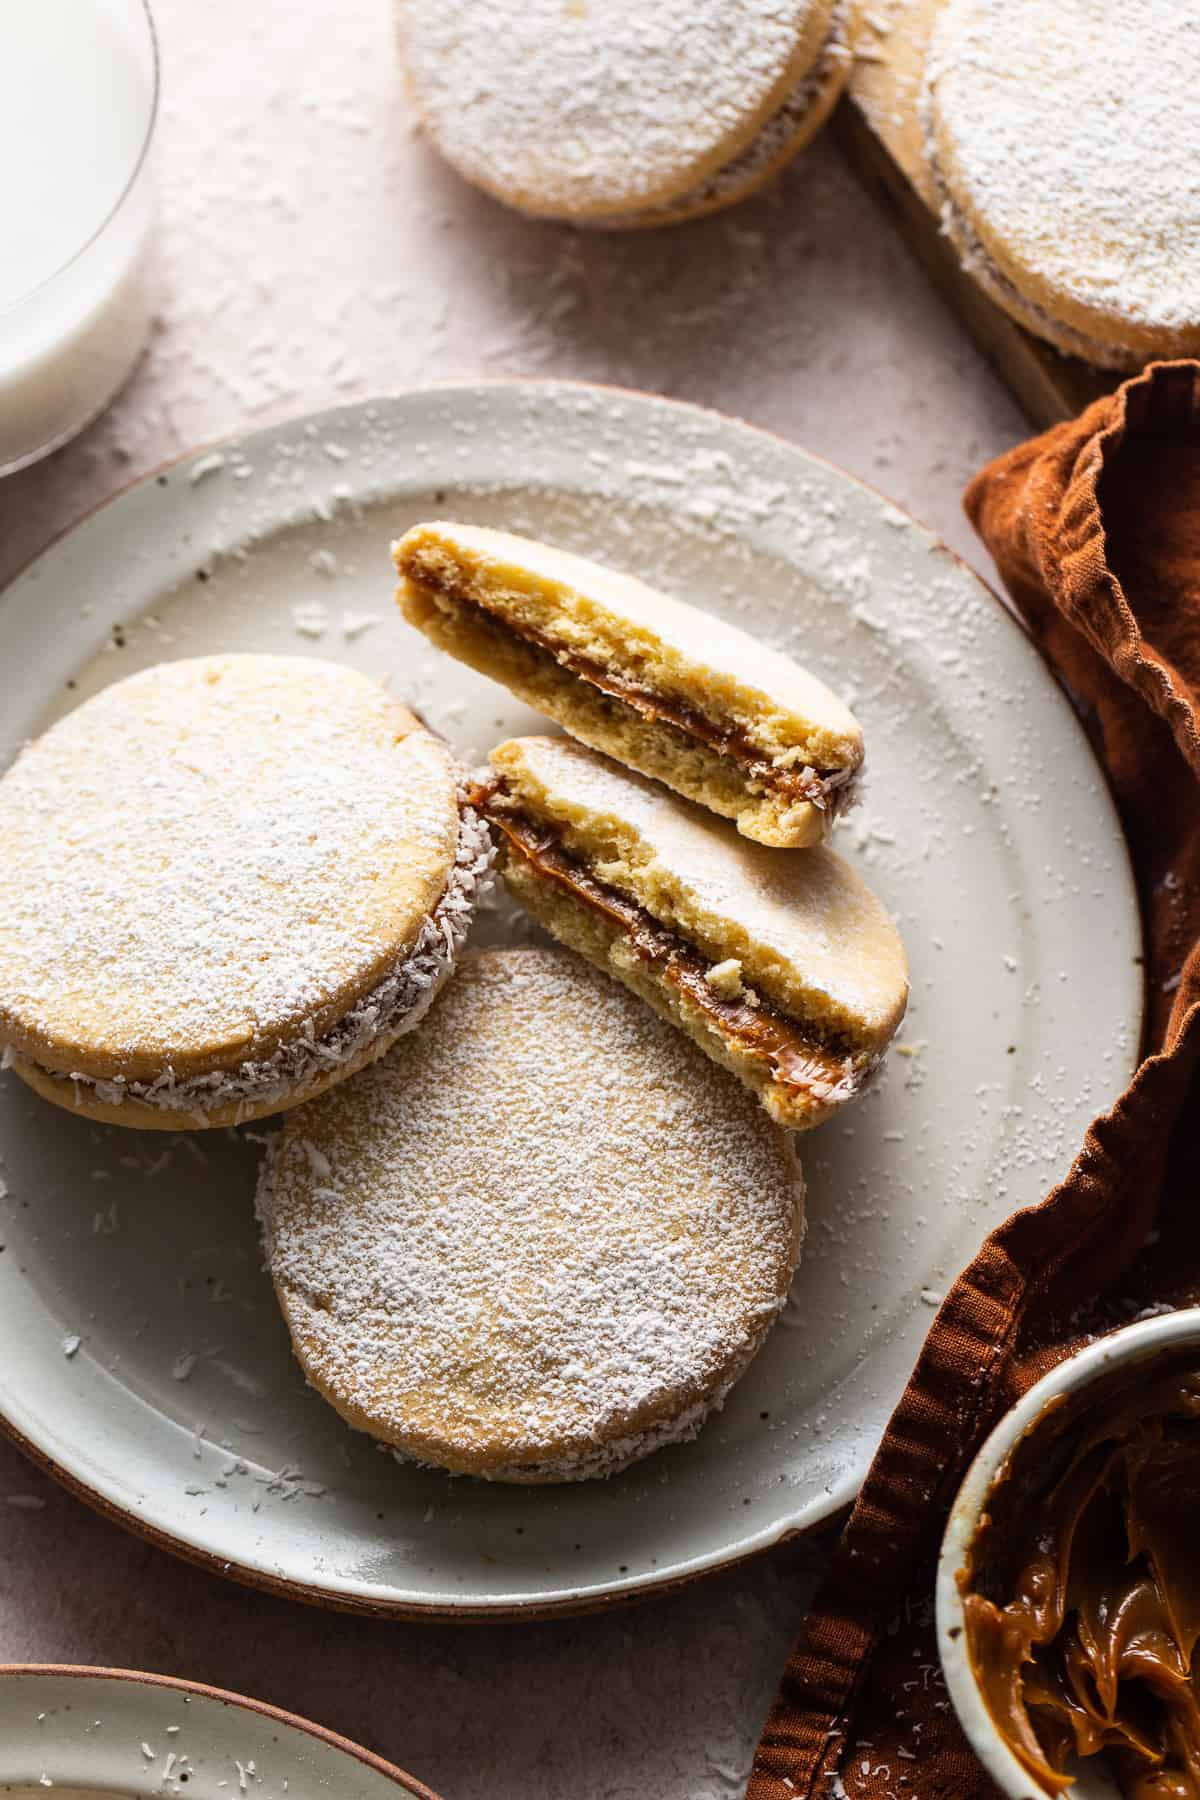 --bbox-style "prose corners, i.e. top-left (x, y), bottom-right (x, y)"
top-left (0, 382), bottom-right (1141, 1616)
top-left (0, 1666), bottom-right (437, 1796)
